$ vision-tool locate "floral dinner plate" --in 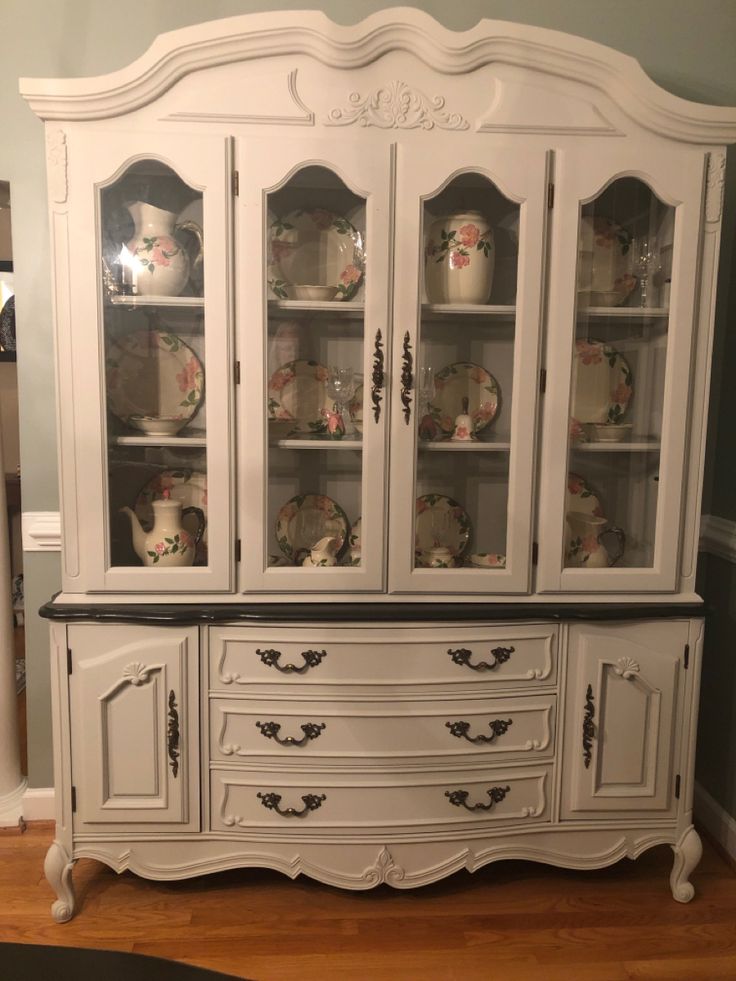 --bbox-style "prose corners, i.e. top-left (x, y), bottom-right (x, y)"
top-left (106, 328), bottom-right (204, 433)
top-left (415, 494), bottom-right (471, 565)
top-left (275, 493), bottom-right (350, 565)
top-left (572, 339), bottom-right (633, 425)
top-left (427, 361), bottom-right (499, 437)
top-left (268, 209), bottom-right (364, 301)
top-left (267, 359), bottom-right (331, 435)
